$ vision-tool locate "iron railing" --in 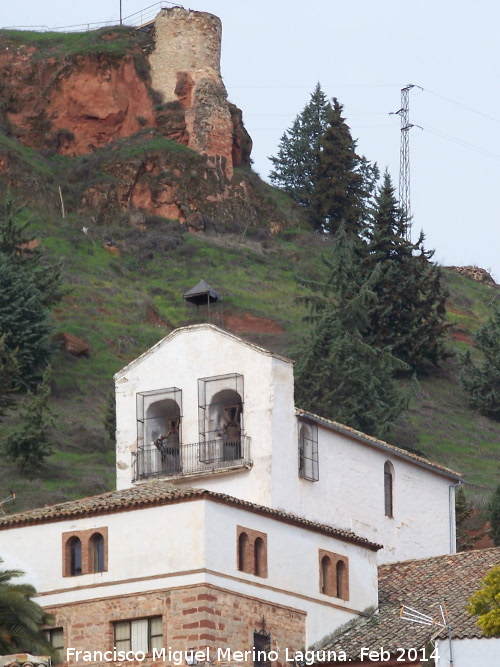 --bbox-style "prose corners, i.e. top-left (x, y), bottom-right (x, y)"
top-left (132, 436), bottom-right (251, 482)
top-left (2, 2), bottom-right (176, 32)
